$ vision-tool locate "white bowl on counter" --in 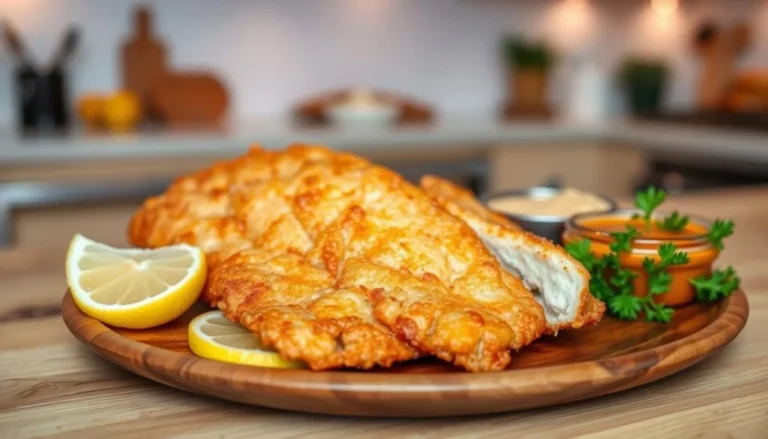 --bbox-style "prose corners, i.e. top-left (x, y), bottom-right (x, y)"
top-left (326, 89), bottom-right (399, 128)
